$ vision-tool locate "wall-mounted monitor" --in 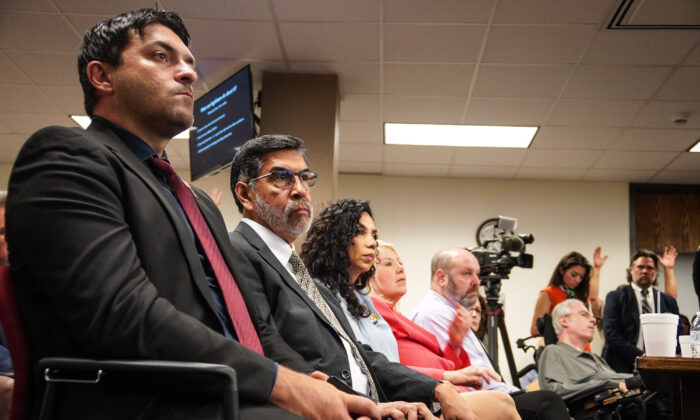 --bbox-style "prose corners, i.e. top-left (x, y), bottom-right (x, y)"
top-left (189, 65), bottom-right (255, 181)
